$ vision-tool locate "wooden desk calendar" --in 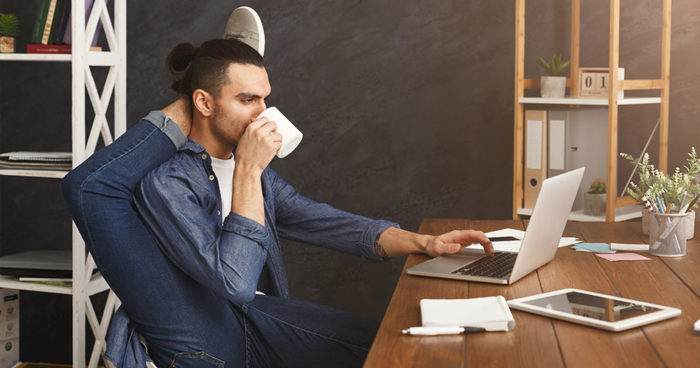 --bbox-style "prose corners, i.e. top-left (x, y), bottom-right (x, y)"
top-left (578, 67), bottom-right (625, 98)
